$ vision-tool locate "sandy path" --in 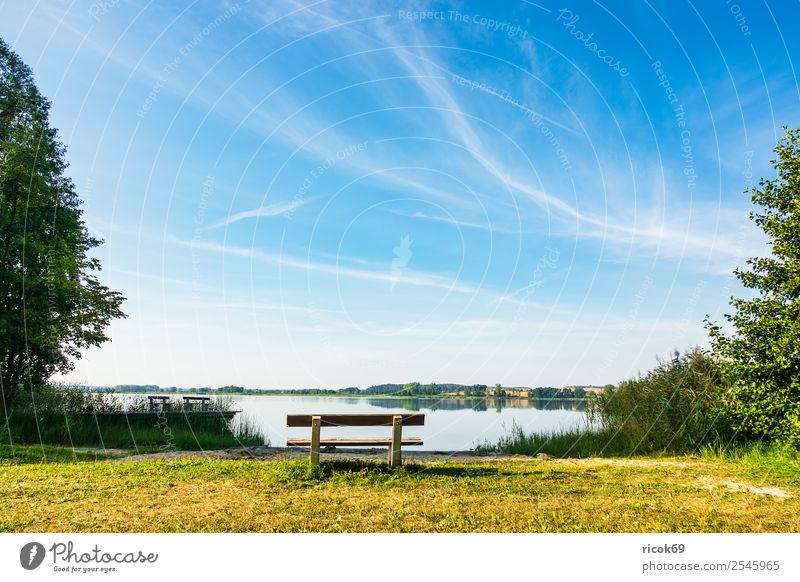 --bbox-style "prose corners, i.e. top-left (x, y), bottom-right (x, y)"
top-left (106, 446), bottom-right (554, 463)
